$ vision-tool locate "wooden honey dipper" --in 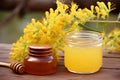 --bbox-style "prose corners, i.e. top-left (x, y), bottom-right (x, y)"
top-left (0, 62), bottom-right (25, 74)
